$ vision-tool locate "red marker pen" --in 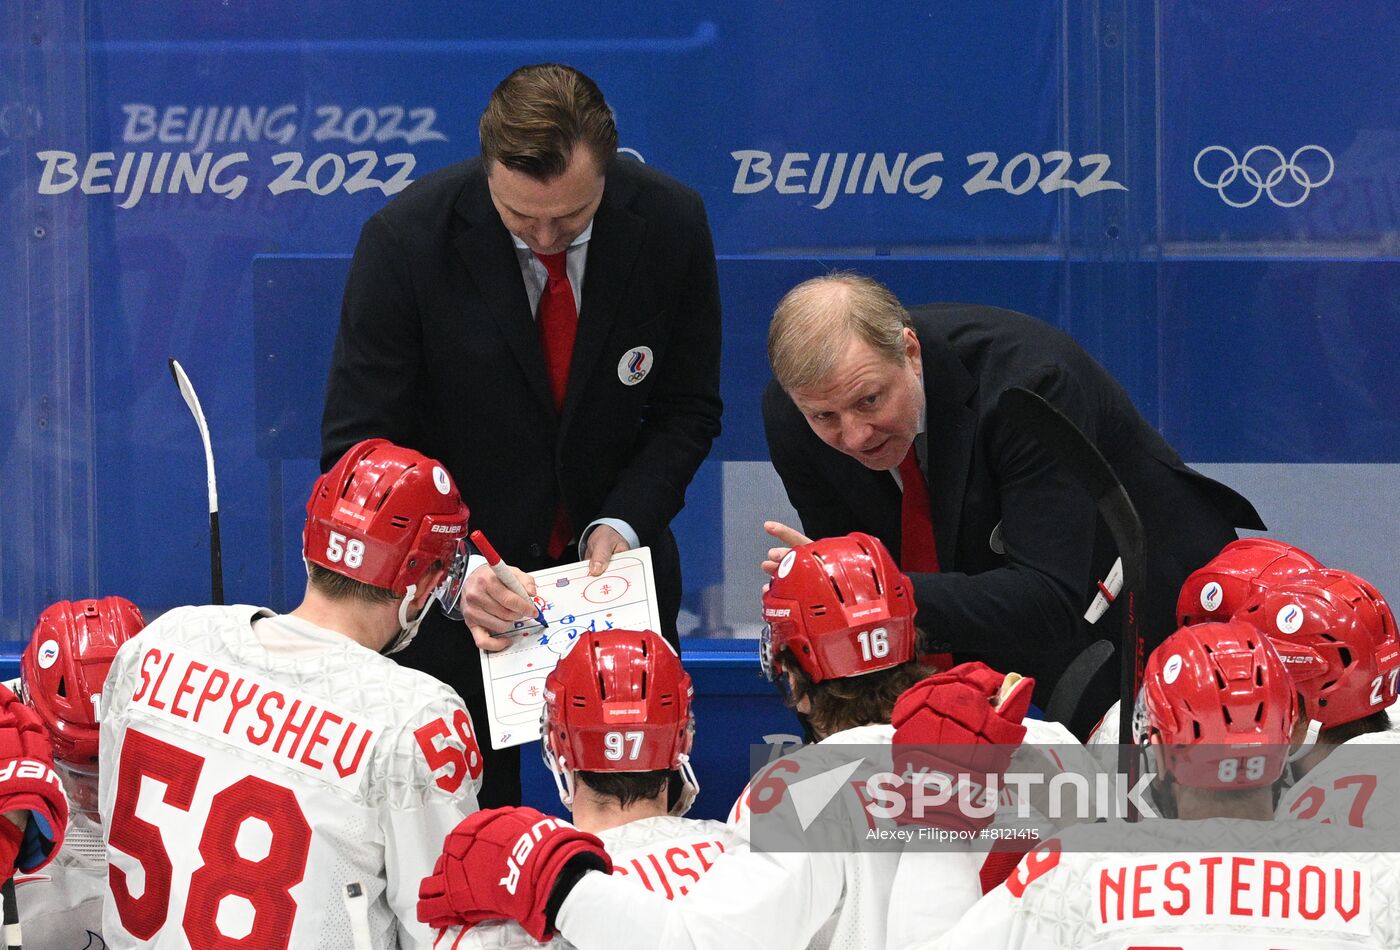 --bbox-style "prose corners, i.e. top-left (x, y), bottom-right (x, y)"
top-left (470, 529), bottom-right (549, 630)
